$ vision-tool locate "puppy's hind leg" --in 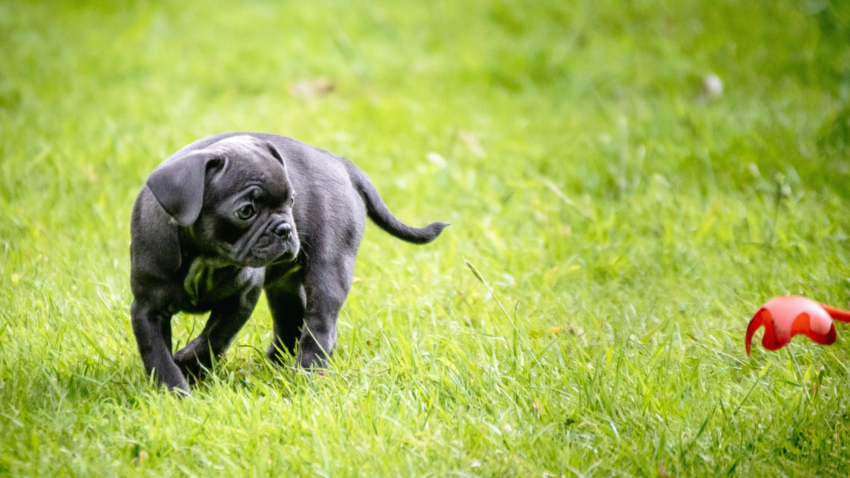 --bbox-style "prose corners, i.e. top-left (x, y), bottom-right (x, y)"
top-left (265, 284), bottom-right (306, 364)
top-left (297, 255), bottom-right (355, 369)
